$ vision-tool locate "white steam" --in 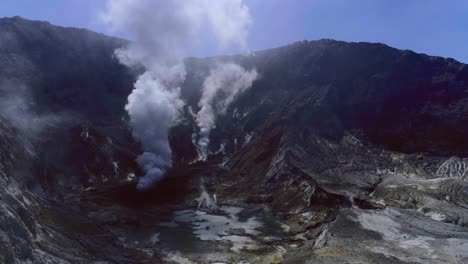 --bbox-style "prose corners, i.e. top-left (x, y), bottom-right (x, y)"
top-left (125, 72), bottom-right (184, 190)
top-left (101, 0), bottom-right (254, 190)
top-left (0, 80), bottom-right (59, 139)
top-left (196, 63), bottom-right (257, 160)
